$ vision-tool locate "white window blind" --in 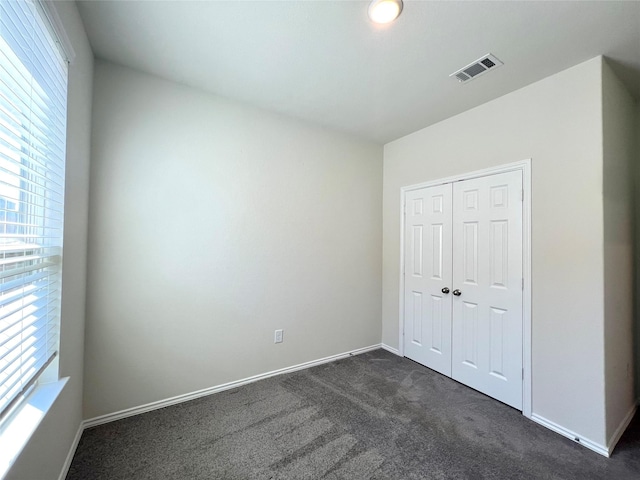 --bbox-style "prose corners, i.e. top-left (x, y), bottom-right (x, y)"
top-left (0, 0), bottom-right (67, 420)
